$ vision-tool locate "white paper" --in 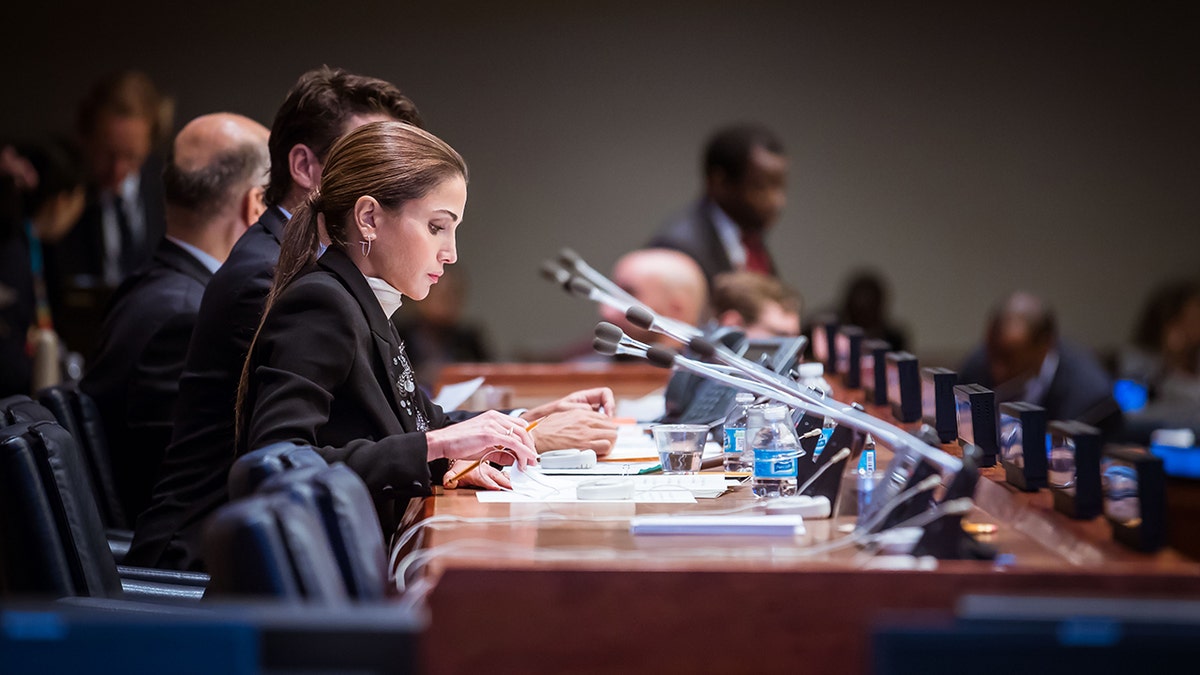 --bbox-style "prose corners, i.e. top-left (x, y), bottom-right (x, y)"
top-left (615, 391), bottom-right (666, 423)
top-left (474, 467), bottom-right (699, 503)
top-left (600, 425), bottom-right (723, 463)
top-left (433, 377), bottom-right (485, 412)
